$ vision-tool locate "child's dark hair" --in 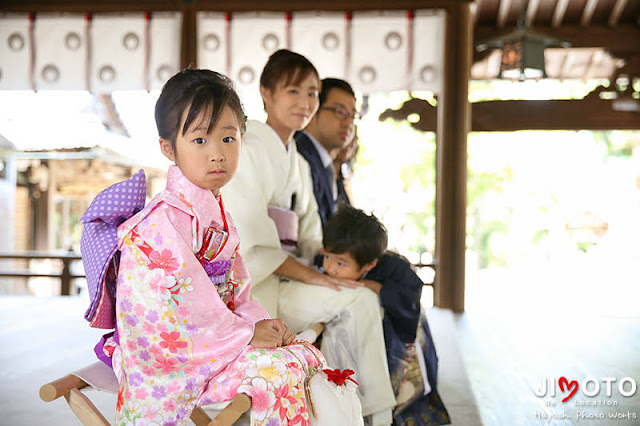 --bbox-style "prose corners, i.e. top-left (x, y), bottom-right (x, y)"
top-left (319, 78), bottom-right (356, 107)
top-left (260, 49), bottom-right (319, 91)
top-left (323, 205), bottom-right (388, 267)
top-left (155, 68), bottom-right (247, 152)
